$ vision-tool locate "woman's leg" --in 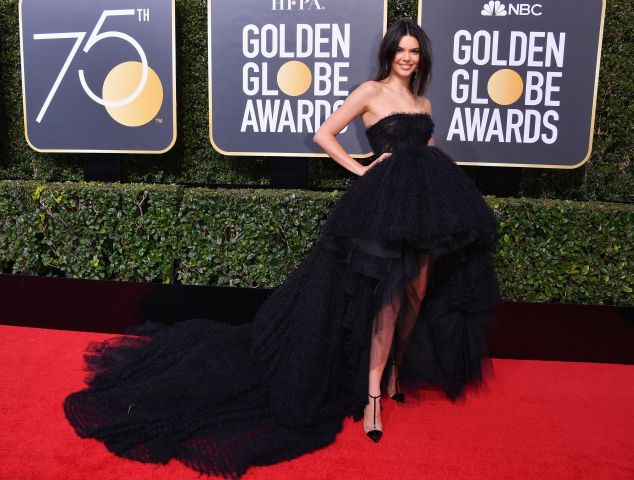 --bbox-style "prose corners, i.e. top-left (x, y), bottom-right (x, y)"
top-left (364, 253), bottom-right (432, 433)
top-left (387, 253), bottom-right (432, 397)
top-left (364, 295), bottom-right (400, 433)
